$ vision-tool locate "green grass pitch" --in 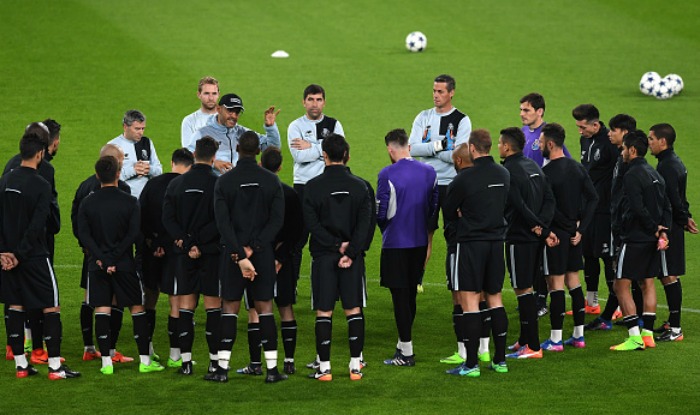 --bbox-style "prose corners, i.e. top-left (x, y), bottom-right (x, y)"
top-left (1, 1), bottom-right (699, 413)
